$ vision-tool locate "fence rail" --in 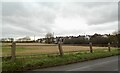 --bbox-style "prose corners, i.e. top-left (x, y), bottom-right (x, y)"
top-left (1, 42), bottom-right (114, 61)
